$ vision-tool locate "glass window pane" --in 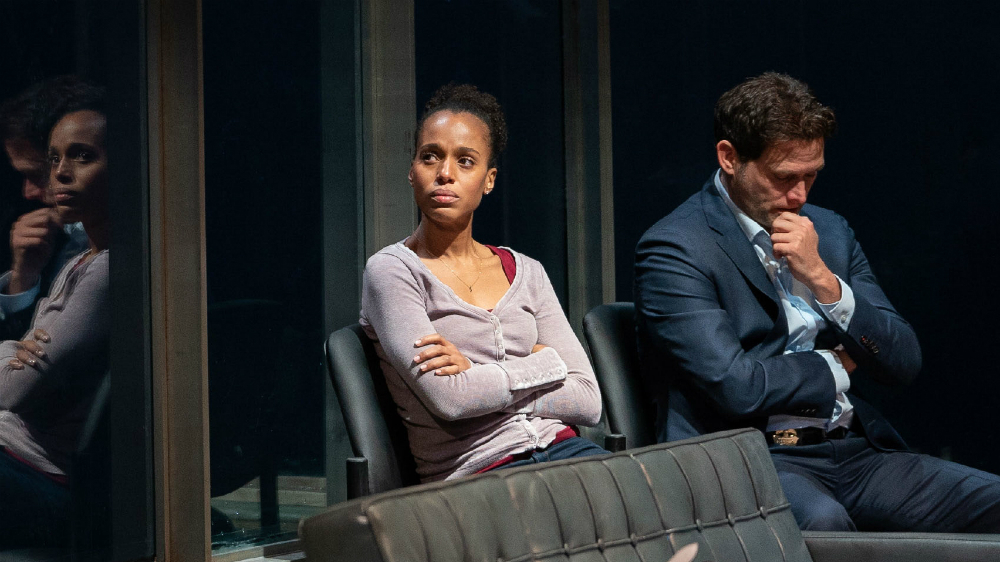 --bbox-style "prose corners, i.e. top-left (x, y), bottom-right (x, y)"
top-left (0, 0), bottom-right (152, 559)
top-left (203, 0), bottom-right (356, 551)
